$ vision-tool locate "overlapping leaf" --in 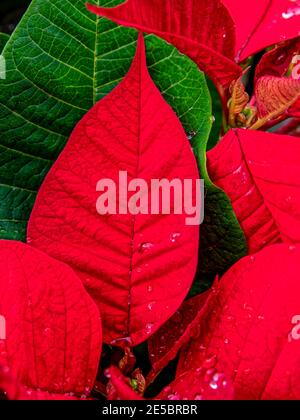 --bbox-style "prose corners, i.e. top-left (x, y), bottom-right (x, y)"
top-left (87, 0), bottom-right (242, 90)
top-left (147, 290), bottom-right (210, 384)
top-left (0, 240), bottom-right (102, 399)
top-left (157, 366), bottom-right (233, 400)
top-left (223, 0), bottom-right (300, 61)
top-left (207, 128), bottom-right (300, 253)
top-left (255, 38), bottom-right (300, 80)
top-left (28, 36), bottom-right (200, 346)
top-left (178, 244), bottom-right (300, 400)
